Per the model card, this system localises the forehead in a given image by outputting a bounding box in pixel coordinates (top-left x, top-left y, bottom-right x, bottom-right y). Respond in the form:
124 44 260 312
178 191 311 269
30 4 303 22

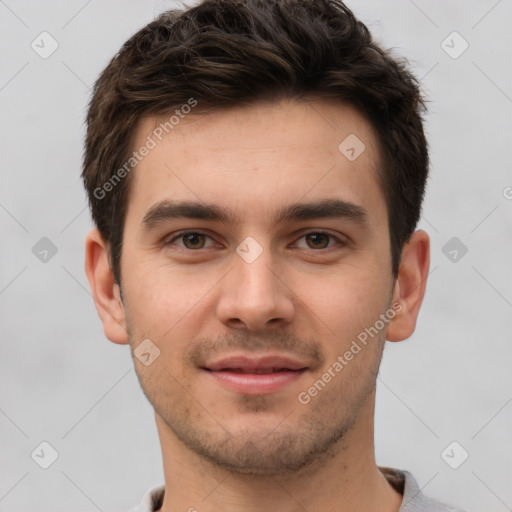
125 99 384 226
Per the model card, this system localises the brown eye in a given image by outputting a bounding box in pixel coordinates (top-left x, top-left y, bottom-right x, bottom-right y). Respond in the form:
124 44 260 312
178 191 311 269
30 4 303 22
305 232 331 249
166 231 214 250
293 231 346 251
181 233 206 249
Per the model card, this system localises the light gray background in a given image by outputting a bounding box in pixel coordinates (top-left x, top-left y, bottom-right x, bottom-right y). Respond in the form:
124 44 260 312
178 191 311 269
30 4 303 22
1 0 511 510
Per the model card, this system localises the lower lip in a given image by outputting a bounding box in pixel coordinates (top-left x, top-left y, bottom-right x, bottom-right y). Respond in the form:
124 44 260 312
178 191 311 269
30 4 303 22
204 369 306 395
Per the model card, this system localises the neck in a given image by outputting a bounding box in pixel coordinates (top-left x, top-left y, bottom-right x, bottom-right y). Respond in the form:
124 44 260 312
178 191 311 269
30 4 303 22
154 388 402 512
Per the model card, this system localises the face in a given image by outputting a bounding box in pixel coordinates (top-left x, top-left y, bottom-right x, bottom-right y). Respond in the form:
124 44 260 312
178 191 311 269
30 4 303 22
118 99 398 475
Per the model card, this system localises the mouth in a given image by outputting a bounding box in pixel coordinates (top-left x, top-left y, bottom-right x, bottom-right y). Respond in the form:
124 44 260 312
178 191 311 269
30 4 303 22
201 355 309 395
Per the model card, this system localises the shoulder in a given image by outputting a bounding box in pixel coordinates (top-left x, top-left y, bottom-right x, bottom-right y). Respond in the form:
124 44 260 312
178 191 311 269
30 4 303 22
379 466 467 512
129 484 165 512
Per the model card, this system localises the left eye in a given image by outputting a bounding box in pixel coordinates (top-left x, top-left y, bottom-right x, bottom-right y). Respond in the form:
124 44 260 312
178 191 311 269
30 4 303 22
294 232 342 250
166 231 342 251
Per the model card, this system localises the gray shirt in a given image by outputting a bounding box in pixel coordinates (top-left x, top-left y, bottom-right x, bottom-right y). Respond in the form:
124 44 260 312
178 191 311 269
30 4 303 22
129 466 466 512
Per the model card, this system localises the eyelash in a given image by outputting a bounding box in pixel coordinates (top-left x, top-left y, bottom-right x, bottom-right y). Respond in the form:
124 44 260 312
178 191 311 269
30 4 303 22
164 230 346 251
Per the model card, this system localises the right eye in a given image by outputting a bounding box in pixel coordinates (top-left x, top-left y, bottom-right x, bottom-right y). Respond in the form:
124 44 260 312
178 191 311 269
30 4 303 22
164 231 218 250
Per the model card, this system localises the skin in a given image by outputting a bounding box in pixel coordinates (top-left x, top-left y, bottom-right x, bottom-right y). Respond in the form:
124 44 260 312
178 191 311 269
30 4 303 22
85 99 430 512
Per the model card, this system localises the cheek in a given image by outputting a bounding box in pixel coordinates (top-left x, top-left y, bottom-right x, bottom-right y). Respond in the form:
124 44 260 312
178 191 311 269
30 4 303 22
306 266 391 355
122 258 219 342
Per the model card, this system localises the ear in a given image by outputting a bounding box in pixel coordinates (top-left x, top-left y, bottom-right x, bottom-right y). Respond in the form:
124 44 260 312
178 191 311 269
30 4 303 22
84 229 129 345
386 230 430 342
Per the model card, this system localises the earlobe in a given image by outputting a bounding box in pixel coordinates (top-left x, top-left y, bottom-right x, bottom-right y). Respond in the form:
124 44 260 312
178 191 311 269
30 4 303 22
386 230 430 342
84 229 129 345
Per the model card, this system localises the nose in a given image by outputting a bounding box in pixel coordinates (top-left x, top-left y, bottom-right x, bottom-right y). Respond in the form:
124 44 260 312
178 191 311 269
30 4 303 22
215 242 295 331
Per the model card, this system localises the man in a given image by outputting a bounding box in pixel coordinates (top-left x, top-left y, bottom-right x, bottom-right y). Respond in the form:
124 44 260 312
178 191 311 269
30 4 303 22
82 1 466 510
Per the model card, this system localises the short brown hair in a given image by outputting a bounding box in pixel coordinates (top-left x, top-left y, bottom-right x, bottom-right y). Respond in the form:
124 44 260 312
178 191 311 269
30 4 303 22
82 0 429 284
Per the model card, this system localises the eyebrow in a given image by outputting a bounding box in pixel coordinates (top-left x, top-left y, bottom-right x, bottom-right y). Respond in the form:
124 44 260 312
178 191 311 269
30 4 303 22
141 198 369 231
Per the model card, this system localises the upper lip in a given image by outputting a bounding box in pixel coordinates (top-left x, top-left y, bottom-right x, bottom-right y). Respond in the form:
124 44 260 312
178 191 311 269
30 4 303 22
203 354 309 372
